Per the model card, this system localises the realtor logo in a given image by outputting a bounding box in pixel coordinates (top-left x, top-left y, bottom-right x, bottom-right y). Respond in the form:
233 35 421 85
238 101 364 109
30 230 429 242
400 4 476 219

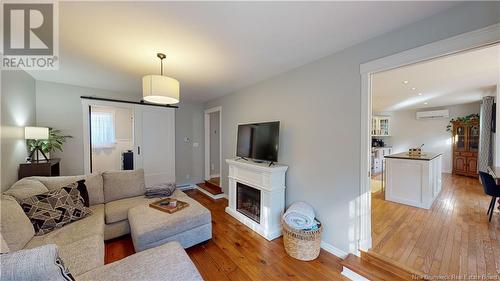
2 2 59 70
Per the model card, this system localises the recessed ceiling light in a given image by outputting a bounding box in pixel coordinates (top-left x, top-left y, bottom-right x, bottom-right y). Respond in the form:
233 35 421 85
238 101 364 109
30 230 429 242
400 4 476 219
411 87 416 90
418 93 422 96
403 80 409 84
424 102 428 105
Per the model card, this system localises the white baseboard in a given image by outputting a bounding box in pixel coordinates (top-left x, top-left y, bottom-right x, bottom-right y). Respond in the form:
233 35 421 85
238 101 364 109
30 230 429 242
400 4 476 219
359 238 372 254
195 186 226 200
320 240 349 259
341 267 369 281
176 183 196 191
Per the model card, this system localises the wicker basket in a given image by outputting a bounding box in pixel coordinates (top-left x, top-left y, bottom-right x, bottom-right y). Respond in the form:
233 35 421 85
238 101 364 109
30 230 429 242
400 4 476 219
282 219 322 261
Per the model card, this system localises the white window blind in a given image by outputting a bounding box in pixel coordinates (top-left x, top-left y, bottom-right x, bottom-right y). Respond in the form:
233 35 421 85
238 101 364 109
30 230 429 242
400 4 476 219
91 111 116 148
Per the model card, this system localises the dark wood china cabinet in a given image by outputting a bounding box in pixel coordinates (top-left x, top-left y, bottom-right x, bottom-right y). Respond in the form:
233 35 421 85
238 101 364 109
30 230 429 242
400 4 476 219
452 120 479 178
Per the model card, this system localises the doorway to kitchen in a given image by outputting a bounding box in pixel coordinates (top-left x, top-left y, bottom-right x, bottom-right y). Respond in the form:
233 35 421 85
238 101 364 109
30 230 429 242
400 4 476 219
197 106 224 199
364 39 499 278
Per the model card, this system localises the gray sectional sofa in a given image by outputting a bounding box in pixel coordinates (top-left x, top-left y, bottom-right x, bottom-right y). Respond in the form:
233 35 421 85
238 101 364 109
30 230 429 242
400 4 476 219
0 169 210 280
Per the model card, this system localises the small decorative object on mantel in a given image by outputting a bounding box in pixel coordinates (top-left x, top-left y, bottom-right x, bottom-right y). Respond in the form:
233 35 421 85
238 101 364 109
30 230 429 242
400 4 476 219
149 198 188 214
26 127 72 162
282 201 323 261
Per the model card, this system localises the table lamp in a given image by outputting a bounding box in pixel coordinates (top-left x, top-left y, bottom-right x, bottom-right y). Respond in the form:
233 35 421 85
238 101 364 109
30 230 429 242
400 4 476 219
25 126 49 161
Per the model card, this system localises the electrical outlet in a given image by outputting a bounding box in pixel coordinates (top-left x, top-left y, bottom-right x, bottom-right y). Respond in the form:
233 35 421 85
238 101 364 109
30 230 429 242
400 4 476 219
211 163 214 171
193 142 199 147
186 174 190 179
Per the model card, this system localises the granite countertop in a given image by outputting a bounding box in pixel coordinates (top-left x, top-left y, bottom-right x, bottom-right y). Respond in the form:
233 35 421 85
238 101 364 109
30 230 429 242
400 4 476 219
384 152 442 161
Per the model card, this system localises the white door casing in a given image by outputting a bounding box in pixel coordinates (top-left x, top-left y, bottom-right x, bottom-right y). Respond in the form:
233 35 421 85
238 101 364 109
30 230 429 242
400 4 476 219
204 106 222 181
82 99 135 175
82 99 176 187
358 23 500 255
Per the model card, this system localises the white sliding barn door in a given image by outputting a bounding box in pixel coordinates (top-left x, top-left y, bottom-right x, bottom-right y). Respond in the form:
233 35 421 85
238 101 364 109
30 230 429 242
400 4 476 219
134 105 175 187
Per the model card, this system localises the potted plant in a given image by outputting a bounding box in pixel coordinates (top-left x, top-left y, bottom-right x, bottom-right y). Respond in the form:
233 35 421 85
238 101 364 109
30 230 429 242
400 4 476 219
446 114 479 132
27 128 73 160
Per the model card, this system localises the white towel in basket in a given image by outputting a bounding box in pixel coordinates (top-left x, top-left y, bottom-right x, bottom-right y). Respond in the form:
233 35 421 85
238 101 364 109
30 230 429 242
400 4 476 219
283 201 315 230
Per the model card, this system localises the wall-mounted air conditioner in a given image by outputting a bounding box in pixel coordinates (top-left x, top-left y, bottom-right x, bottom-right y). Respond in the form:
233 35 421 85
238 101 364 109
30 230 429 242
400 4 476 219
416 109 449 120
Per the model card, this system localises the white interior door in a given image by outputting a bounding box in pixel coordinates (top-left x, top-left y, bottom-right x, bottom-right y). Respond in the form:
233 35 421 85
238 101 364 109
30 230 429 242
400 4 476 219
134 105 175 187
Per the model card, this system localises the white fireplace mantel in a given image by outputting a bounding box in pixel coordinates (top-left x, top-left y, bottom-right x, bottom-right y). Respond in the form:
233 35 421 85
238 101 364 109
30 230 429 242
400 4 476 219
225 158 288 241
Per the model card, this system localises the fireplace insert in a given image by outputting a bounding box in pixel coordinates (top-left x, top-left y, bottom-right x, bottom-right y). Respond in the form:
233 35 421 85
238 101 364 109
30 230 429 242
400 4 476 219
236 182 261 223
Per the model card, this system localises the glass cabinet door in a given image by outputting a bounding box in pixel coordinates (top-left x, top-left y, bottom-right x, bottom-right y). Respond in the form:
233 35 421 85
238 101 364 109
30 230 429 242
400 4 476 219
455 125 466 150
468 124 479 151
372 118 377 135
379 118 389 136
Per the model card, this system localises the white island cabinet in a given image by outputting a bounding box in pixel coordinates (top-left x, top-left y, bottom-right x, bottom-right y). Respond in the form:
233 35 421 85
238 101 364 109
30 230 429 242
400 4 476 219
384 153 442 209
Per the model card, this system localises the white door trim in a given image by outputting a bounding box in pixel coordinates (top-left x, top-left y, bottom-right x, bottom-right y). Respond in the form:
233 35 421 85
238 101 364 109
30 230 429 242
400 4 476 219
81 99 135 175
204 106 222 182
357 23 500 255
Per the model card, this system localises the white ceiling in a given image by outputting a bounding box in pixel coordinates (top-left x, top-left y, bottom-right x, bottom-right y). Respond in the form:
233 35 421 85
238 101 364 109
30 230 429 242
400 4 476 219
373 44 500 112
29 1 459 102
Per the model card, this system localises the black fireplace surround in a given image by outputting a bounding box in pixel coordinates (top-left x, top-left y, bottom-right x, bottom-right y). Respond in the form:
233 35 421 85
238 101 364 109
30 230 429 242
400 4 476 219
236 182 261 223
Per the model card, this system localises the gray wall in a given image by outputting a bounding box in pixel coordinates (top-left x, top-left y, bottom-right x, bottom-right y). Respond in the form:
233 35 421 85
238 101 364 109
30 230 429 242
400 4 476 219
35 81 138 176
205 2 500 253
1 70 37 191
209 111 220 176
35 80 204 185
175 101 205 185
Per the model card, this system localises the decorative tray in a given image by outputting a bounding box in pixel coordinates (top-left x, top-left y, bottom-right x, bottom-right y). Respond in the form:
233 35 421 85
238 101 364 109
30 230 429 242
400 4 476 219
149 198 189 214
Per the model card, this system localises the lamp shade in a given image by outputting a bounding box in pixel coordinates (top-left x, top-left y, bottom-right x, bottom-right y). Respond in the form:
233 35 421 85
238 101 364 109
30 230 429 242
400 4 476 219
142 75 180 104
24 126 49 140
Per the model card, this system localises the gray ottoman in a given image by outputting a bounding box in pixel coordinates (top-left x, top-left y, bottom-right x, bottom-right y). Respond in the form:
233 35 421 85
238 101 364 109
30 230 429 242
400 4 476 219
128 196 212 252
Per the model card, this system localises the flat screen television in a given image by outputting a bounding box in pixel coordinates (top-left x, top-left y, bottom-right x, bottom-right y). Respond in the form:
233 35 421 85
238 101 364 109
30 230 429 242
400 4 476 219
237 121 279 162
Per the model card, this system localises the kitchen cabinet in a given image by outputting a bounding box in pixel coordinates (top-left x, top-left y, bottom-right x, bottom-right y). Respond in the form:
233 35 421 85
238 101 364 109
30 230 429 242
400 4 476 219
372 116 391 136
451 120 479 178
371 147 392 174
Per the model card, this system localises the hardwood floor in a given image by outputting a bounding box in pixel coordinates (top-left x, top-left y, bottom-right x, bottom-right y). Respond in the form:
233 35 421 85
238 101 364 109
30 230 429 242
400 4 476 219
105 189 347 280
371 173 500 279
104 234 135 264
197 181 223 195
208 177 220 186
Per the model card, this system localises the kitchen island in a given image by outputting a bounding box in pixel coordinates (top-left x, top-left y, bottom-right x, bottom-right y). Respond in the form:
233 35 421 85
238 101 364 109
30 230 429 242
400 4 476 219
384 152 442 209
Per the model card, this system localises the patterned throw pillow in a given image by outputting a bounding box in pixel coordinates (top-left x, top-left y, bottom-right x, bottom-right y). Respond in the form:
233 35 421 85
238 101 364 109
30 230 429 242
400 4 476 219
19 182 92 235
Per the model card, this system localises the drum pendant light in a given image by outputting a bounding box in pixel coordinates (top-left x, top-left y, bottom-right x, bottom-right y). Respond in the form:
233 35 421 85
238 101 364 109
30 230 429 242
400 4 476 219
142 53 180 104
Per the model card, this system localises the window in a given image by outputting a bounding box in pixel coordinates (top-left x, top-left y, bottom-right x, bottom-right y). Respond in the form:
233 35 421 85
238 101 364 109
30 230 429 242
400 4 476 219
91 111 115 148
